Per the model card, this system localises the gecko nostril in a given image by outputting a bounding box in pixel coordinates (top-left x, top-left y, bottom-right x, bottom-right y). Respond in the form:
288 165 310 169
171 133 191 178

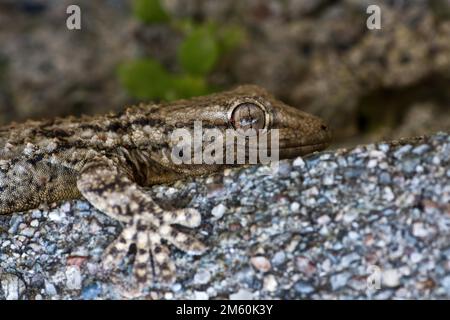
321 124 328 131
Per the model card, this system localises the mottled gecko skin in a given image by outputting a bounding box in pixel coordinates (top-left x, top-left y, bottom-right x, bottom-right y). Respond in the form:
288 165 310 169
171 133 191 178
0 85 330 286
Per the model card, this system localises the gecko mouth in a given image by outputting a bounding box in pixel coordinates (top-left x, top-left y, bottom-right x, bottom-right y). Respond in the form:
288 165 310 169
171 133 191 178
278 142 330 158
244 141 330 159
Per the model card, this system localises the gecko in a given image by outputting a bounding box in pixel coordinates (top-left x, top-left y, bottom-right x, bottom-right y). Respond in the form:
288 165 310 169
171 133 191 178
0 85 331 286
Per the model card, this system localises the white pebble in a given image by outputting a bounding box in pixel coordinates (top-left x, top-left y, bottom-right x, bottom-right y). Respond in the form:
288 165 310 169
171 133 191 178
290 202 300 212
251 256 271 272
194 291 209 300
263 275 278 292
317 215 331 225
293 157 305 168
367 159 378 168
229 289 254 300
412 222 429 238
211 204 226 220
1 274 25 300
382 269 401 287
65 266 82 290
45 281 57 296
193 270 211 285
48 212 65 223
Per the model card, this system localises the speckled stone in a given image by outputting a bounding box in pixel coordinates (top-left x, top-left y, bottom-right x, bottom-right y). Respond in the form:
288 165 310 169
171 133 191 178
0 133 449 299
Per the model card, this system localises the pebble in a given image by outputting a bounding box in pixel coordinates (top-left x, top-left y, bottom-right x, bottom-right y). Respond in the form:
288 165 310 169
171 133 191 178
44 281 57 296
367 159 378 168
271 251 286 266
172 283 182 292
393 145 412 158
383 187 395 202
194 291 209 300
379 172 391 184
323 174 334 185
31 211 42 219
65 266 82 290
293 157 305 168
343 211 358 224
413 144 430 155
290 202 300 212
382 269 401 287
263 275 277 292
30 219 39 227
441 276 450 295
317 215 331 225
1 274 26 300
412 222 429 238
0 133 448 300
410 252 423 263
330 272 351 290
251 256 272 272
193 270 212 285
293 281 315 294
81 283 102 300
48 211 65 223
211 204 226 220
229 289 254 300
21 227 35 238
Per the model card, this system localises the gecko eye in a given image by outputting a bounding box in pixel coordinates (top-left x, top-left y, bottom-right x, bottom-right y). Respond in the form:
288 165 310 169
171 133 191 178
230 103 266 131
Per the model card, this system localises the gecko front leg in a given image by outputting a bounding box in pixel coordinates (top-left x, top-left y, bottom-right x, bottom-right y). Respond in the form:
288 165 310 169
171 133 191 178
76 154 206 286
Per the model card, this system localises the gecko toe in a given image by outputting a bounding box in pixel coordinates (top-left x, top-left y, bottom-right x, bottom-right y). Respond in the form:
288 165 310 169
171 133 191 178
133 225 153 284
102 225 135 270
151 243 176 284
163 208 202 228
159 224 207 255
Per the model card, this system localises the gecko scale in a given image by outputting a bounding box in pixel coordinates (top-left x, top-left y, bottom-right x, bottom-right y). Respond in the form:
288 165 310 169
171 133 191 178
0 85 330 286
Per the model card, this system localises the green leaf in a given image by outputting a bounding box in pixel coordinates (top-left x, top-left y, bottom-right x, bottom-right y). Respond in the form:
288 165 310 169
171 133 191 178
172 75 209 98
118 59 172 100
178 27 219 75
219 25 245 54
132 0 169 24
171 18 196 34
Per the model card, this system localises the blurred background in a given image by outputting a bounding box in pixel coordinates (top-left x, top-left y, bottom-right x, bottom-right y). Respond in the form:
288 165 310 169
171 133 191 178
0 0 449 147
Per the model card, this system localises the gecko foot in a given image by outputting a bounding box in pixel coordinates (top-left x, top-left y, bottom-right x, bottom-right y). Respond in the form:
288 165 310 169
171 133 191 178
102 209 206 287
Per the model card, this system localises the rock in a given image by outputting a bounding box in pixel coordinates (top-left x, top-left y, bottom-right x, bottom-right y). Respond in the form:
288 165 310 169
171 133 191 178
293 281 315 294
44 281 57 296
229 289 254 300
290 202 300 212
1 274 26 300
211 204 226 220
81 283 102 300
193 291 209 300
263 275 277 292
250 256 272 272
21 227 35 238
65 266 82 290
382 269 401 288
412 222 429 238
330 272 351 290
293 157 305 168
271 251 286 267
193 270 212 285
0 133 449 299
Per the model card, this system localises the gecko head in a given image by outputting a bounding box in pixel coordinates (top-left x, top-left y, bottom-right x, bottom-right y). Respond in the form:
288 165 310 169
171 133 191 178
156 84 331 171
223 85 332 159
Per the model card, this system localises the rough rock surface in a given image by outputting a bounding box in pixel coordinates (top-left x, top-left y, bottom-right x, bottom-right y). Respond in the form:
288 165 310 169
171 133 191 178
0 132 449 299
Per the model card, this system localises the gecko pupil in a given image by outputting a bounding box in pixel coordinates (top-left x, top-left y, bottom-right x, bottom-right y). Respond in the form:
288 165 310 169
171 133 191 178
231 103 265 131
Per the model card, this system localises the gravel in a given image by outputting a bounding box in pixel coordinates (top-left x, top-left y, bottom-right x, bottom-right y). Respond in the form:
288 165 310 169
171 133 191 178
0 132 449 299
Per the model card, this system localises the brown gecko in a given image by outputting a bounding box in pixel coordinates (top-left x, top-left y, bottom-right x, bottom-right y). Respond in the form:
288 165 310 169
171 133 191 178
0 85 330 286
